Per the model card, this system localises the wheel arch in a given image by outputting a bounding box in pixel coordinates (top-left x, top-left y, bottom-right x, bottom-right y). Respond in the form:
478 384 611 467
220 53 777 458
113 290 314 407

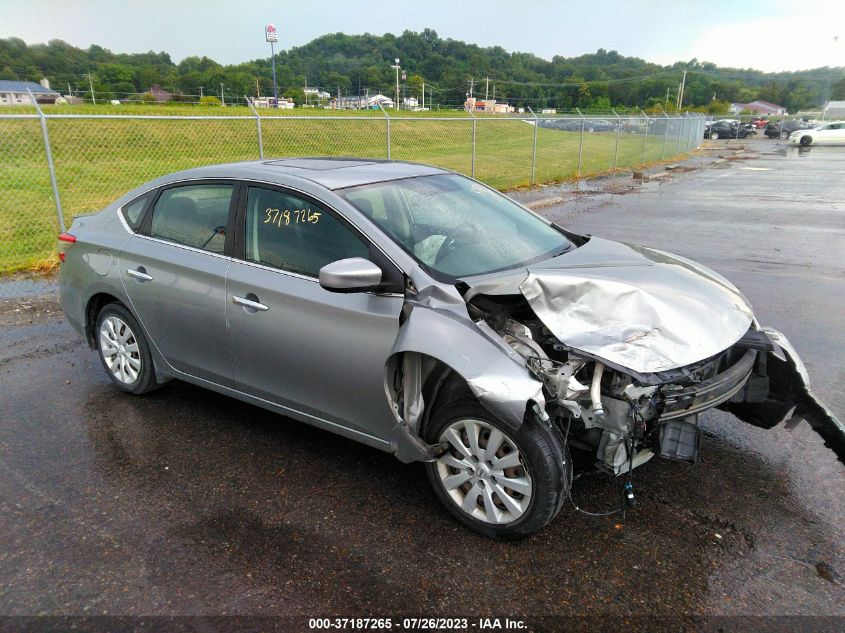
383 306 547 463
85 292 125 349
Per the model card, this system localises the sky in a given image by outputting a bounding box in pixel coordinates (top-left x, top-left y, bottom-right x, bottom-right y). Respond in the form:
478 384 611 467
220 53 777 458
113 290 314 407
1 0 843 73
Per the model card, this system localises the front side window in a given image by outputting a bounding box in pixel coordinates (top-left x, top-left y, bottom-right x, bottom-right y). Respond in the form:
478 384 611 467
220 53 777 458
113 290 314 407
244 186 369 277
339 174 575 279
149 184 234 253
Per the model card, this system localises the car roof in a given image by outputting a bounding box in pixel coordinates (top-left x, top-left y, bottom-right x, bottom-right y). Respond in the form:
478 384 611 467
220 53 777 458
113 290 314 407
158 158 450 191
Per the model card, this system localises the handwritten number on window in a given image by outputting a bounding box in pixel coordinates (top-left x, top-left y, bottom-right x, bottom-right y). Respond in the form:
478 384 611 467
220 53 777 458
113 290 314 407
263 208 321 227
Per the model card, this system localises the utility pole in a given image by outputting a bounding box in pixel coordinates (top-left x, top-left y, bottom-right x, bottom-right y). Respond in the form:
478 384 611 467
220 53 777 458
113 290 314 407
220 83 225 106
469 77 474 98
485 76 489 102
665 86 670 110
677 69 687 109
67 82 72 98
256 77 260 98
304 77 308 106
199 86 204 99
422 82 425 110
87 73 96 105
391 58 401 110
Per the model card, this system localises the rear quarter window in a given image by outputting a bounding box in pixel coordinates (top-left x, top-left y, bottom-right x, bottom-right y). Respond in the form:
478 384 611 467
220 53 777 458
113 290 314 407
120 193 152 232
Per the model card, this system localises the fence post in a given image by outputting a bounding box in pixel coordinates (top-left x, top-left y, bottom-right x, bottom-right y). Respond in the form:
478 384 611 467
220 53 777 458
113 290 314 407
28 89 65 232
640 108 649 164
467 108 477 179
377 102 391 159
675 115 683 155
528 106 538 185
576 108 585 179
246 96 264 159
661 113 670 160
611 108 621 171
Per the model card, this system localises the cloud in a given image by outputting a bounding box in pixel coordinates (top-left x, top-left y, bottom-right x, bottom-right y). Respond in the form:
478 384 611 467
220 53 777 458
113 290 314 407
689 7 843 72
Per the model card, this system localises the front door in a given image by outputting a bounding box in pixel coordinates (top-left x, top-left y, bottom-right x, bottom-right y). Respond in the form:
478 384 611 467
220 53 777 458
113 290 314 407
120 181 237 386
226 185 402 439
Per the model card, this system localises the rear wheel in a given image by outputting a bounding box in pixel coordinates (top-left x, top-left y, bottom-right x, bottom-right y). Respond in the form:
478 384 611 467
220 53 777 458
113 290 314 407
425 398 570 539
780 130 790 140
710 131 719 140
96 303 158 394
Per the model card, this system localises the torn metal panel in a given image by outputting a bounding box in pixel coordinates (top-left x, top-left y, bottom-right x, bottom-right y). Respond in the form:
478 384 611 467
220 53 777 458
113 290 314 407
726 328 845 465
516 237 753 373
387 304 545 432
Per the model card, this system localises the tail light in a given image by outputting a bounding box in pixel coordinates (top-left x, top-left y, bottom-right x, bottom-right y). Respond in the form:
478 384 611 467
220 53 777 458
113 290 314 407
58 232 76 262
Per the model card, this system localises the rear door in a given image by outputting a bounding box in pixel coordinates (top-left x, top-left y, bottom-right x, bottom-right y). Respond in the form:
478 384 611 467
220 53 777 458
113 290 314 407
120 181 238 386
225 184 403 440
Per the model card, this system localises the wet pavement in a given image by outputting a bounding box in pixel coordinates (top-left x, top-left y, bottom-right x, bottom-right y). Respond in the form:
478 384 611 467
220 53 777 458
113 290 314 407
0 139 843 626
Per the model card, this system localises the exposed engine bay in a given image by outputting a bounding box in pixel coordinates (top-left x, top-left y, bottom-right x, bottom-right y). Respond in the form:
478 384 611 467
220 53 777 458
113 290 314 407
468 292 729 474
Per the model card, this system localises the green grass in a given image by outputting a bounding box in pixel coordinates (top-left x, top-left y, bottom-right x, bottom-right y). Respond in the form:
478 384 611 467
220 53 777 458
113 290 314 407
0 112 694 273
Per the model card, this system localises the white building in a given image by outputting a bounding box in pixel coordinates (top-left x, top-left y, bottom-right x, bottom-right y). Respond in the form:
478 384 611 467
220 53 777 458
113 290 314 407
823 101 845 117
0 79 60 106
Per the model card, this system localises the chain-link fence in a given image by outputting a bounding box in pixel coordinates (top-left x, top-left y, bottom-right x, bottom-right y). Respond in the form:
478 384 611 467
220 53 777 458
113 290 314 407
0 106 705 277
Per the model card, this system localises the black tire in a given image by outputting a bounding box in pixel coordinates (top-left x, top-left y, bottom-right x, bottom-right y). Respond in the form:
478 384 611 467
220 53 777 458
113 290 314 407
424 397 570 539
799 135 812 147
780 130 790 140
710 131 719 140
95 302 159 395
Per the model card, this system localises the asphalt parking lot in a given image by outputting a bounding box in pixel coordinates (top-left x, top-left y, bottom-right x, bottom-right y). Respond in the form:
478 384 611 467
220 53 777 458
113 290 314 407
0 138 843 627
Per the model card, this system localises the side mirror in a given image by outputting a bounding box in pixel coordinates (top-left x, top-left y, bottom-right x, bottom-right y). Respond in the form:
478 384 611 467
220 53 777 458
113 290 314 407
319 257 382 293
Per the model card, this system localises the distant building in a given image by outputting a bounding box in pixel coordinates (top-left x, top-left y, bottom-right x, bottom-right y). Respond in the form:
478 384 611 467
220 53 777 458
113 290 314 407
251 97 294 109
823 101 845 117
464 97 515 114
0 79 60 105
148 85 173 103
333 94 394 109
729 100 786 115
403 96 419 108
304 88 331 101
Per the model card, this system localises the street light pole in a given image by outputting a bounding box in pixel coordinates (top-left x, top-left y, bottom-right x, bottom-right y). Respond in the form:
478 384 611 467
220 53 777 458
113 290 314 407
391 58 400 110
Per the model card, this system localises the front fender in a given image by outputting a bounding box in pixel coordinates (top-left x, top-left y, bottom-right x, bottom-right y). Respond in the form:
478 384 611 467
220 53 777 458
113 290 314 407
386 304 546 434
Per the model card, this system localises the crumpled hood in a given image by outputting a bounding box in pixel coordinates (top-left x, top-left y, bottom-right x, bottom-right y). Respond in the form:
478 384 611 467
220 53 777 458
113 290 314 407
465 237 754 374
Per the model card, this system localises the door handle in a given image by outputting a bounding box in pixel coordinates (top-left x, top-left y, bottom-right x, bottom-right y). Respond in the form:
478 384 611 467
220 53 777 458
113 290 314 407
126 268 153 282
232 295 269 312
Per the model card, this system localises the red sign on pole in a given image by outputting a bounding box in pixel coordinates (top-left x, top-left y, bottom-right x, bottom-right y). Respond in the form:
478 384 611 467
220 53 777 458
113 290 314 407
265 24 278 43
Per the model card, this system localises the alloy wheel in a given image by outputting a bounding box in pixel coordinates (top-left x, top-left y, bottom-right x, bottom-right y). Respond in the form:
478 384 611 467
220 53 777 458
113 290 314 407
99 316 141 384
434 418 533 525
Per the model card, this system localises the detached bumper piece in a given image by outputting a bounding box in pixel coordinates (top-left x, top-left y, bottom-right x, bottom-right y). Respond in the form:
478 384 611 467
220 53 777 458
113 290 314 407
722 328 845 465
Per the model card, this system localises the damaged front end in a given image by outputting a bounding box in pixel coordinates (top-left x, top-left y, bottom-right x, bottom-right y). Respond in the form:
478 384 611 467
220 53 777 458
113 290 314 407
384 240 844 472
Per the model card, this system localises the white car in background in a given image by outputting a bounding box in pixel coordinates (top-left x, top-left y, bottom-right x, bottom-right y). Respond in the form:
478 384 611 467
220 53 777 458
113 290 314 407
788 121 845 146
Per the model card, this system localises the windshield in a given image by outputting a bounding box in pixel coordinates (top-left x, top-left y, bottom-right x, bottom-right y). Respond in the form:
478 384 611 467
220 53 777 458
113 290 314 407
339 174 575 278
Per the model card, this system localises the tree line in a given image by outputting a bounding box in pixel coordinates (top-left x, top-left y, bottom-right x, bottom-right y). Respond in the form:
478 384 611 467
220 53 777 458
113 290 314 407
2 30 843 112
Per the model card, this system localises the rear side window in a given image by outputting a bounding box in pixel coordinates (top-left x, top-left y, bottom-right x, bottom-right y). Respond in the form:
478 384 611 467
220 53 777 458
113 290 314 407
244 186 369 277
149 184 234 253
121 193 151 232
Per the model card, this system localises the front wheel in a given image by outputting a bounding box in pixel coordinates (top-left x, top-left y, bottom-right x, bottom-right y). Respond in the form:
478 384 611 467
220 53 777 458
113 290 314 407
424 398 570 539
799 135 812 147
780 130 790 140
96 303 159 394
710 131 719 140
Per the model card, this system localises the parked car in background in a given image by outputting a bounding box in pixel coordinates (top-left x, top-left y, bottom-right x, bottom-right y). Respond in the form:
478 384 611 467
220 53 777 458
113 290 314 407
58 159 844 538
705 119 752 139
788 121 845 146
751 116 768 129
764 119 814 139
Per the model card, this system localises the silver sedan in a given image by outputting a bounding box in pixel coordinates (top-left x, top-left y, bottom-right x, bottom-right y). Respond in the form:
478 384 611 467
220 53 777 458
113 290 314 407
59 158 844 538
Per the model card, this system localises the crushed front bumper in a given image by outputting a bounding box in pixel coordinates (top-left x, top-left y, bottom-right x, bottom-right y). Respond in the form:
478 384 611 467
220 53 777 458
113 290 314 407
723 328 845 464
